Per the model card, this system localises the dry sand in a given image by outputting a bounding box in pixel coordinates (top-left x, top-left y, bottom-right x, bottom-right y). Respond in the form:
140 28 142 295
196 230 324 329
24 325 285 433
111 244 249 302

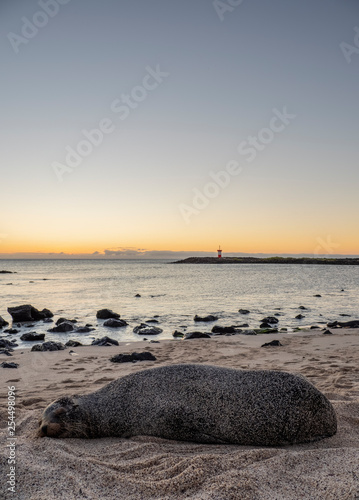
0 329 358 499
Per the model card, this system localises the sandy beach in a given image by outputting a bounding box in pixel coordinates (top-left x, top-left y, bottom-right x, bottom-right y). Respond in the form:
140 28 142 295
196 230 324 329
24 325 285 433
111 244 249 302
1 329 358 499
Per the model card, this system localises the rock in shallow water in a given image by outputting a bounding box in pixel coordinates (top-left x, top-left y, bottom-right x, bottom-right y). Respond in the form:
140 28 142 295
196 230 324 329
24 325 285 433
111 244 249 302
0 339 18 348
133 323 163 335
4 329 18 334
65 340 83 347
32 341 66 352
48 322 74 333
20 332 45 341
260 322 271 329
75 327 95 334
96 309 121 320
56 318 77 325
338 320 359 328
172 330 184 338
261 316 279 324
194 314 218 322
255 328 279 334
211 325 236 334
7 305 53 322
103 319 128 328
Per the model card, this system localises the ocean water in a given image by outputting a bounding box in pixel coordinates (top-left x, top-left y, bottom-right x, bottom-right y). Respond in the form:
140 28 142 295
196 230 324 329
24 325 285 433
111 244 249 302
1 259 358 348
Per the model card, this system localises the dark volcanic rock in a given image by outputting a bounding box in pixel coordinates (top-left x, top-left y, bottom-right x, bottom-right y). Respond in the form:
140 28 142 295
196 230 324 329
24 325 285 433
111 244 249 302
327 321 339 328
193 314 218 322
48 322 74 333
7 305 34 322
338 320 359 328
75 327 95 333
91 336 119 346
314 294 322 297
7 305 53 322
146 319 159 323
184 332 211 339
237 323 249 328
0 316 9 328
43 318 53 323
56 318 77 325
211 325 236 334
135 294 141 298
103 319 128 328
65 340 83 347
0 339 18 349
239 309 250 314
20 332 45 341
261 316 279 324
133 323 163 335
260 322 271 329
110 352 157 363
296 314 305 319
339 314 351 317
96 309 121 320
31 341 66 352
261 340 282 347
1 362 18 368
298 306 307 310
39 308 53 319
4 329 19 334
0 349 13 356
172 330 184 338
323 329 333 335
0 270 16 274
255 328 279 334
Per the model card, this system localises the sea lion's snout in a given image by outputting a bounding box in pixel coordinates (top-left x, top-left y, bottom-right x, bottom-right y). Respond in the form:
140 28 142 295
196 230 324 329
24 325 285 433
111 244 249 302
37 417 63 438
37 396 82 438
40 425 48 437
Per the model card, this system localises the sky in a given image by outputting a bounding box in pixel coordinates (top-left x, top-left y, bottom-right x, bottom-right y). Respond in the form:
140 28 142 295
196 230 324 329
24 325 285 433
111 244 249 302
1 0 359 258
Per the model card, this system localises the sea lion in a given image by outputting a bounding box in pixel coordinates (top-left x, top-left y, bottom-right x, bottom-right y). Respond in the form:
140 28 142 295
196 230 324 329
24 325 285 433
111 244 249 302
38 364 337 446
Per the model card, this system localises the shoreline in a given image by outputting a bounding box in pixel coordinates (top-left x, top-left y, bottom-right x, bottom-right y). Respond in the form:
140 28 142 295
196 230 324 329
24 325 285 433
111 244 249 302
2 327 358 404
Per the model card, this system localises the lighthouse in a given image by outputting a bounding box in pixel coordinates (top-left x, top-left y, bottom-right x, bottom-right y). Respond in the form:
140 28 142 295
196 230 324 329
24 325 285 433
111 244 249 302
217 245 222 258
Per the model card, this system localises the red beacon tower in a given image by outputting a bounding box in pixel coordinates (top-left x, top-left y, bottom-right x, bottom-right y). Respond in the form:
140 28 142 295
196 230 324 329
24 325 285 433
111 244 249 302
217 245 222 258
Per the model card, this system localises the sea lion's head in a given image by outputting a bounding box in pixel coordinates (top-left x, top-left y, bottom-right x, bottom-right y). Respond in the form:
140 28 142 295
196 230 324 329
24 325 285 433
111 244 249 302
37 396 87 438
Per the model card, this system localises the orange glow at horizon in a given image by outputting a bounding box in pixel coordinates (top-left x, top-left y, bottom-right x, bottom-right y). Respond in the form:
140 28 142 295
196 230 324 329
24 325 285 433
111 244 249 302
1 235 359 256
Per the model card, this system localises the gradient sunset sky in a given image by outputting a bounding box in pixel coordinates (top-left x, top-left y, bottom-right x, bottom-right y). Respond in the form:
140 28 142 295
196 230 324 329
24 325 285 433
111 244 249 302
1 0 358 258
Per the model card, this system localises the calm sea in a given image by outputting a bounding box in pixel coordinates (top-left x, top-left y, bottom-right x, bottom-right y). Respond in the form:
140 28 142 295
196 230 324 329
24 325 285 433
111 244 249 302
1 259 358 348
